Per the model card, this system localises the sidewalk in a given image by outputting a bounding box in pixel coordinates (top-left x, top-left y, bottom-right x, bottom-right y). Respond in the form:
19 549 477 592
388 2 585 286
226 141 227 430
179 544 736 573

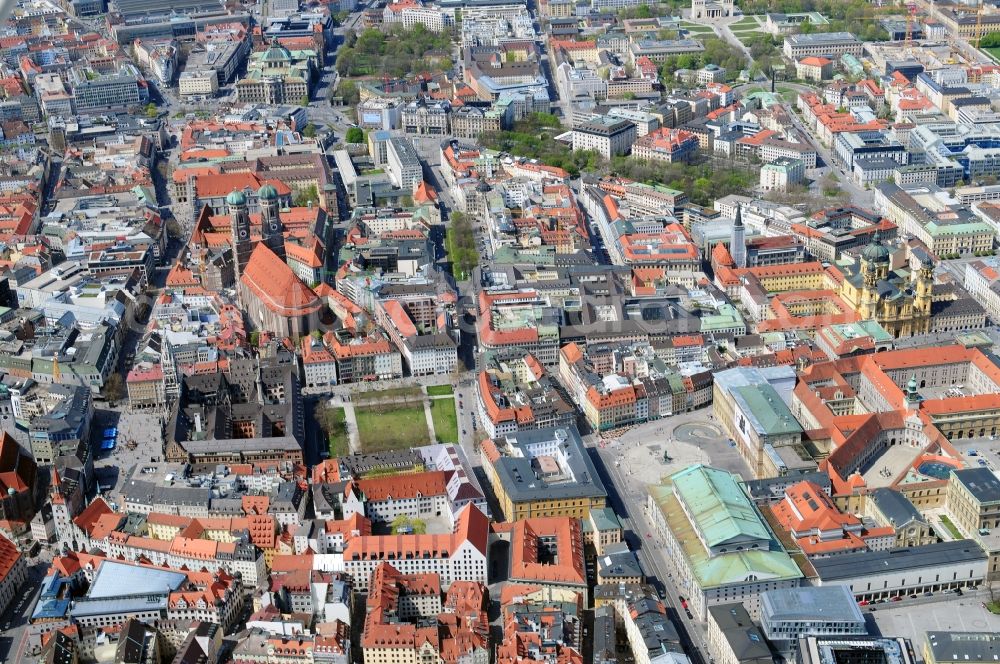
423 399 437 443
334 399 362 454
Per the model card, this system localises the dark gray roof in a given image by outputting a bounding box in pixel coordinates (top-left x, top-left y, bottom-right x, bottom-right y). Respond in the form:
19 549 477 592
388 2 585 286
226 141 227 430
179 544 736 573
593 605 618 664
490 425 608 503
597 541 643 579
931 297 986 319
953 468 1000 504
630 599 682 655
869 488 924 527
811 540 987 581
707 604 774 664
925 632 1000 664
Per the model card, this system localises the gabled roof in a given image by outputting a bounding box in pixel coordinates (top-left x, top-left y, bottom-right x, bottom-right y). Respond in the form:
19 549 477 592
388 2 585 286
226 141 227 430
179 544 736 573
240 244 321 317
671 465 770 547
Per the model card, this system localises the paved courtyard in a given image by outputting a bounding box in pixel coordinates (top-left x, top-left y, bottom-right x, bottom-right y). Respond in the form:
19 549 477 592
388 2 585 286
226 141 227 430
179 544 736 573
862 444 923 488
869 594 1000 648
597 410 752 496
91 407 167 503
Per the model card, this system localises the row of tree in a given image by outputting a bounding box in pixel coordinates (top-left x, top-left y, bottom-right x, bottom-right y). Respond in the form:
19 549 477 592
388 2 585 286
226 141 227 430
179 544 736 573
657 37 749 84
445 211 478 280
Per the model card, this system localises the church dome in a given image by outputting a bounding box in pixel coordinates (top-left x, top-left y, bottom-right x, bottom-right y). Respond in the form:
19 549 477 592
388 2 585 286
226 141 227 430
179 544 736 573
861 232 890 264
226 189 247 206
258 183 279 201
261 42 292 63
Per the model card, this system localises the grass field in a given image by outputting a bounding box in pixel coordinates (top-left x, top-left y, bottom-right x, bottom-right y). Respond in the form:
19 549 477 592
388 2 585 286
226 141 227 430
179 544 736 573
430 399 458 443
731 16 760 28
733 31 761 44
326 407 350 458
680 21 714 34
984 47 1000 63
938 514 963 539
356 401 430 452
426 384 454 396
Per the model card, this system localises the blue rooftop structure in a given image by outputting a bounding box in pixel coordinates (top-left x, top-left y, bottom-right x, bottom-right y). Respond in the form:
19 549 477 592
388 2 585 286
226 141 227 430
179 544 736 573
89 561 186 598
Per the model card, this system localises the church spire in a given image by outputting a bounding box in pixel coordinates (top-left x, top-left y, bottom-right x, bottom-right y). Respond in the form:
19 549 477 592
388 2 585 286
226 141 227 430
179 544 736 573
730 203 746 269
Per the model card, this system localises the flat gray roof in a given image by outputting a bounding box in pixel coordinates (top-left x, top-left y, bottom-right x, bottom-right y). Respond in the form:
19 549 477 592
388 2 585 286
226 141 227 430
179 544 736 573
953 468 1000 504
925 632 1000 664
491 425 608 503
812 540 986 581
761 585 864 624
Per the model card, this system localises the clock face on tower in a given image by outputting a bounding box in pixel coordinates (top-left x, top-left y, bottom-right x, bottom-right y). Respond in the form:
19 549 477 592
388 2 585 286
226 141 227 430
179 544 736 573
270 222 279 232
240 228 248 238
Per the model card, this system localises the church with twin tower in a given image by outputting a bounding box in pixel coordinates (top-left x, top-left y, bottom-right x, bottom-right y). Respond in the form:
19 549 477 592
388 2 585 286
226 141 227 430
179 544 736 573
227 184 321 338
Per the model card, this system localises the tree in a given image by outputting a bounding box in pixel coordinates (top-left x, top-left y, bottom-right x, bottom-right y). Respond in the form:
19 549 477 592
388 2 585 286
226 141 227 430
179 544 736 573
317 403 347 439
294 184 320 207
300 95 310 107
249 331 261 347
166 219 182 239
982 32 1000 49
336 80 360 106
301 123 317 138
145 103 158 118
103 374 125 404
345 127 365 143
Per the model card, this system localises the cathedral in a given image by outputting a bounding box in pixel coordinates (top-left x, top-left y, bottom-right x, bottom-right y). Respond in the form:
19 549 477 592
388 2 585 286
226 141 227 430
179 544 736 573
229 186 321 338
838 232 933 338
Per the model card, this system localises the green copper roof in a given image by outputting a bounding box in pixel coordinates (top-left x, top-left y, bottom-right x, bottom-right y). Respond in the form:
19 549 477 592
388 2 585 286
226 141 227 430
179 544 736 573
649 467 803 589
671 465 771 547
731 384 803 437
226 189 246 206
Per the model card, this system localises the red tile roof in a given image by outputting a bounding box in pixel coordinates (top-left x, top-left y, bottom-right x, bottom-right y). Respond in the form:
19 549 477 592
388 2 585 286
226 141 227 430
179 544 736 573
240 244 321 317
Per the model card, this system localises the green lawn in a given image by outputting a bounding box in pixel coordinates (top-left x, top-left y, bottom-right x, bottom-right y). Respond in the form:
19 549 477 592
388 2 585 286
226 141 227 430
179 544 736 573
325 407 350 458
938 514 964 539
429 398 458 443
734 30 763 43
731 15 760 28
984 47 1000 62
355 401 430 452
426 384 454 396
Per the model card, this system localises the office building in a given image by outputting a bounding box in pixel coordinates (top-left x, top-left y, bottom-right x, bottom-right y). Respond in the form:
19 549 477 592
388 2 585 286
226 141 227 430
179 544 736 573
783 32 863 59
811 540 988 600
386 137 423 190
480 425 608 521
759 586 866 654
572 117 637 159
